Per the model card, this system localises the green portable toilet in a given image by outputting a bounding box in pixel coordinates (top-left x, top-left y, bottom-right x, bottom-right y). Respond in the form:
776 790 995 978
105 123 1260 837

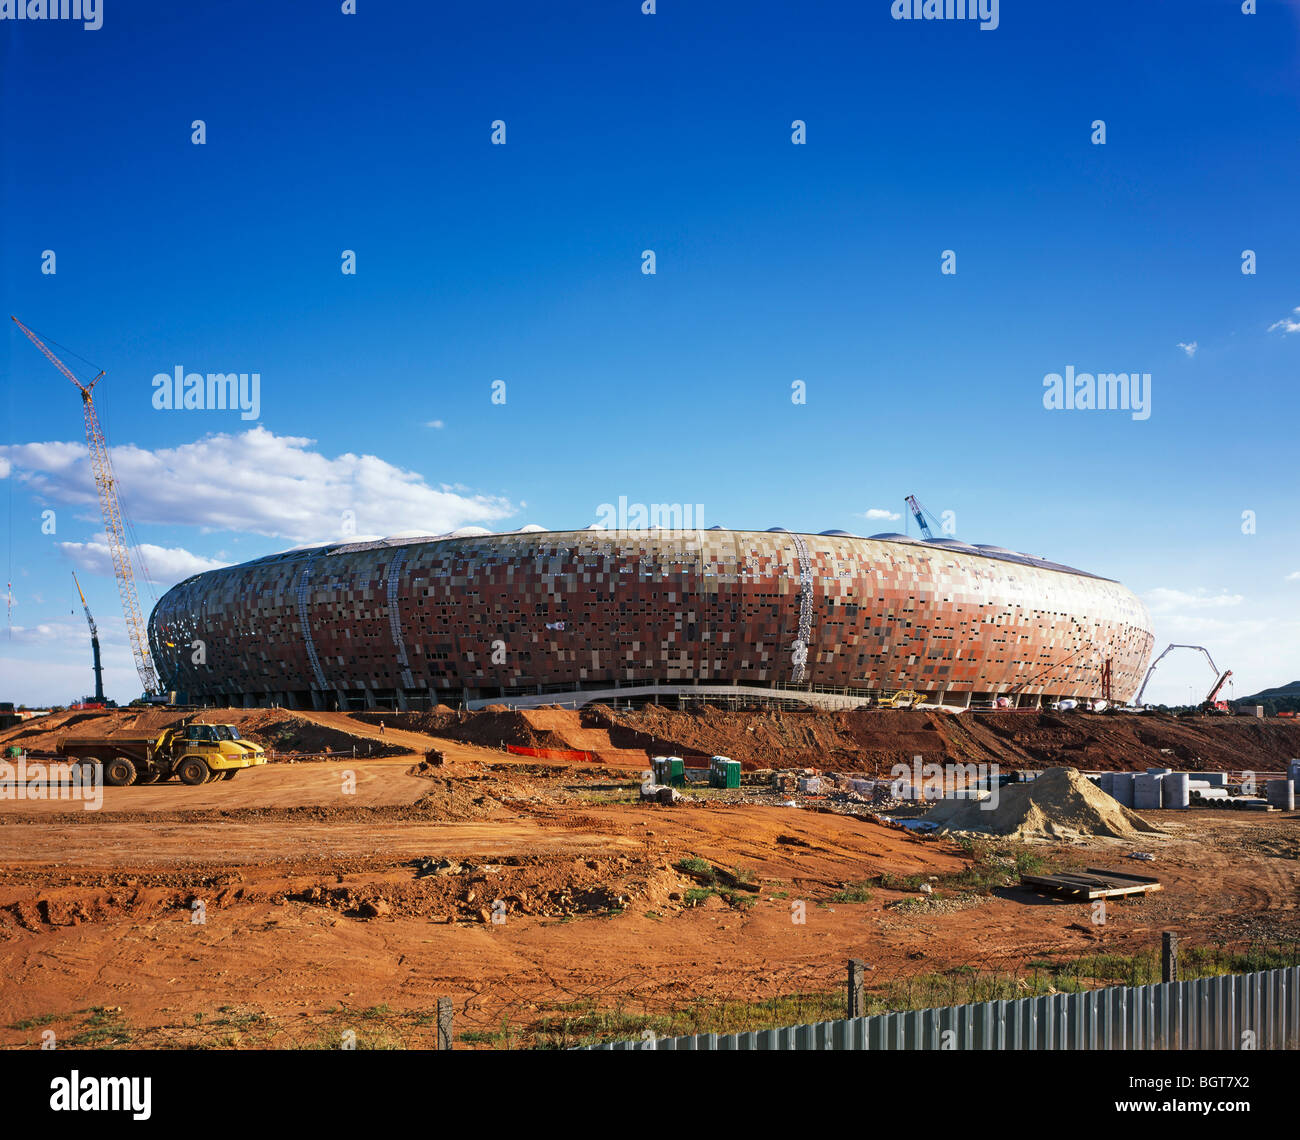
669 757 685 786
724 760 741 789
652 756 670 784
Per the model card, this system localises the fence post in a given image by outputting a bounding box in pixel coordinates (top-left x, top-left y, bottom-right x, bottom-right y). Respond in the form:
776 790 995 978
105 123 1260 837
1162 932 1179 984
848 959 867 1019
437 997 453 1050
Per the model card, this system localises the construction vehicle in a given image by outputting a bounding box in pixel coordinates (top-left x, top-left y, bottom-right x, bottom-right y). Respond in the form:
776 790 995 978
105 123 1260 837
56 721 267 786
882 689 922 708
12 317 161 696
1133 644 1233 713
1201 669 1234 716
72 572 107 706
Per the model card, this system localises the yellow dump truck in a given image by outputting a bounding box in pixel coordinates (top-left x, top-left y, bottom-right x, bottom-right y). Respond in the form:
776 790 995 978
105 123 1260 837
56 722 267 787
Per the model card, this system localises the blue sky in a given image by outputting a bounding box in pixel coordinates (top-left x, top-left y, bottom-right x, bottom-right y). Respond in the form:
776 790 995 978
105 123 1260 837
3 0 1299 706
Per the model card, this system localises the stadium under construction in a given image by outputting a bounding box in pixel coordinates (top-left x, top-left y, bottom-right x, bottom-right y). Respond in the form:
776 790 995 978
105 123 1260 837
147 527 1155 712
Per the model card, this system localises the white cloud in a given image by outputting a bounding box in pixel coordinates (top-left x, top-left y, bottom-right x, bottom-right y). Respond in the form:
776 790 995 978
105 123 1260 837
5 620 92 649
0 426 516 545
1144 587 1244 613
1176 341 1197 357
1268 306 1300 335
58 538 228 585
859 508 902 522
425 420 445 429
1287 571 1300 582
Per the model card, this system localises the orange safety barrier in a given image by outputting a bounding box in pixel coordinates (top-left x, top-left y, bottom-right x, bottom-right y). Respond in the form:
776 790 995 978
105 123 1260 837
505 744 595 762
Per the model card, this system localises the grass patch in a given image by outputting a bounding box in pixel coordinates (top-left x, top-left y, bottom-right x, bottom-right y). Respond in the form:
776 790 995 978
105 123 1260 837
66 1006 133 1048
675 857 716 882
717 887 756 910
829 882 875 903
527 992 845 1050
575 787 641 805
928 839 1059 895
9 1012 60 1031
877 872 930 892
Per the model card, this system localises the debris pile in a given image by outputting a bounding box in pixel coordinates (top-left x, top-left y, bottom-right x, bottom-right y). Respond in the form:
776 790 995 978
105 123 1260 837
922 766 1164 841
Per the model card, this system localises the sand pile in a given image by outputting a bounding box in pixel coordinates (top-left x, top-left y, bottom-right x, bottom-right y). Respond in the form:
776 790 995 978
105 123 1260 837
922 766 1163 841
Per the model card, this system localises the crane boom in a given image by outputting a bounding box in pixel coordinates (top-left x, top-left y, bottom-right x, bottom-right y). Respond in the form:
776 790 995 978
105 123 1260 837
1133 643 1223 707
904 494 935 541
1206 669 1233 705
12 316 160 695
72 571 106 704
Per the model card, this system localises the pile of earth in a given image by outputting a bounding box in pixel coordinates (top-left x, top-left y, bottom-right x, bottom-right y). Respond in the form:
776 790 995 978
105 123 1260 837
580 706 1300 775
356 707 647 762
921 766 1164 842
357 708 570 752
585 704 947 772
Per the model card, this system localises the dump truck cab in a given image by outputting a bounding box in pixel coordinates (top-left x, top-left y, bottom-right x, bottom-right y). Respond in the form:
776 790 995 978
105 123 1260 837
160 722 267 784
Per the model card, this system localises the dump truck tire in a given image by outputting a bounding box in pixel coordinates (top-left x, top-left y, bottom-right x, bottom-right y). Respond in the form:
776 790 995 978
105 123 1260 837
221 769 238 781
104 756 137 787
204 769 222 784
67 756 94 780
177 757 210 786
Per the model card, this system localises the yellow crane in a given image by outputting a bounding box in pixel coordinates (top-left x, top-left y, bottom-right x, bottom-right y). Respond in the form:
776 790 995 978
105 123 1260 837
11 316 160 696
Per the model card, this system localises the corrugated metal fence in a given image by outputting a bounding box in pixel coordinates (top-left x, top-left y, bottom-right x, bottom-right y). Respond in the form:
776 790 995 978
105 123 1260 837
583 966 1300 1050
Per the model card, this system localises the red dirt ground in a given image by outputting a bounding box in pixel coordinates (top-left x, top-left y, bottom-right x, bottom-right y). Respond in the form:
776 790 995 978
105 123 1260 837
0 709 1296 1049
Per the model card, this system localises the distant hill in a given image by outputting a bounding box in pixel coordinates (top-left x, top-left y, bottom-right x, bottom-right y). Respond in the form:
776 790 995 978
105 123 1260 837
1232 681 1300 714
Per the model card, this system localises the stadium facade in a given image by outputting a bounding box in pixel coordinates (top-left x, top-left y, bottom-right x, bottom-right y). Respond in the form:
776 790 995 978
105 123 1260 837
148 528 1155 710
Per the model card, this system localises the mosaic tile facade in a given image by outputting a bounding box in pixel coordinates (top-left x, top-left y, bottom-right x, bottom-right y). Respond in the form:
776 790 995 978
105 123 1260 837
148 530 1155 708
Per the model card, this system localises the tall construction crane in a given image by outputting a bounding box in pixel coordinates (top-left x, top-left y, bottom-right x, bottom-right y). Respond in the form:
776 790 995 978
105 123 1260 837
11 316 160 695
904 494 943 541
72 571 106 705
1133 643 1232 713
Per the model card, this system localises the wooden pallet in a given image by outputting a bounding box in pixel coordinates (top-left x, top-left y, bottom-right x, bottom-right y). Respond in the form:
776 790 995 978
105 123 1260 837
1019 867 1162 900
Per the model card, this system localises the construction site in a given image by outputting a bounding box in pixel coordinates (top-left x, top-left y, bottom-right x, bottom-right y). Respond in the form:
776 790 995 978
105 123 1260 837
3 317 1298 1054
1 697 1298 1050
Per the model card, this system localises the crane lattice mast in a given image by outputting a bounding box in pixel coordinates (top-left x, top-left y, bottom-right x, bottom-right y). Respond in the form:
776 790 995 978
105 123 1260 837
11 316 160 695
